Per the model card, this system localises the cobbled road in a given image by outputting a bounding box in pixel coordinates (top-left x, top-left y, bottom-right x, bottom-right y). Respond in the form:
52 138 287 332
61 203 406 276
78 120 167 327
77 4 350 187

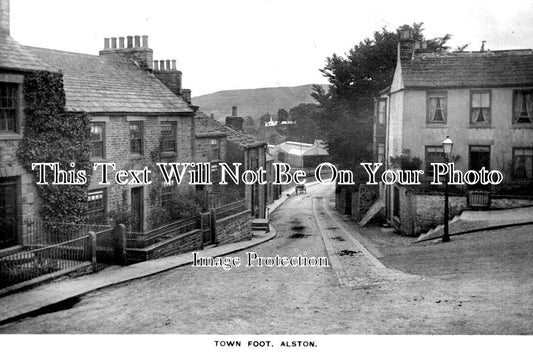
1 183 532 334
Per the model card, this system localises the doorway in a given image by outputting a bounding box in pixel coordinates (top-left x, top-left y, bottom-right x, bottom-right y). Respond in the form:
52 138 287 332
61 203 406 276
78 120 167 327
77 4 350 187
469 145 491 190
0 178 18 249
131 187 143 232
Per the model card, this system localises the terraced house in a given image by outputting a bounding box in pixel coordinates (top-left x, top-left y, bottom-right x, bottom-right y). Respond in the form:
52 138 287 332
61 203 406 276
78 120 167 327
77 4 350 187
27 39 197 232
0 0 56 249
376 28 533 235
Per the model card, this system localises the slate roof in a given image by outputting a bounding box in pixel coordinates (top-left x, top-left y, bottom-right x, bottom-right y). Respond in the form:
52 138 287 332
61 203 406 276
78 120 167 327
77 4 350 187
26 46 194 114
195 110 265 148
195 111 227 138
401 50 533 89
223 126 266 149
0 34 54 72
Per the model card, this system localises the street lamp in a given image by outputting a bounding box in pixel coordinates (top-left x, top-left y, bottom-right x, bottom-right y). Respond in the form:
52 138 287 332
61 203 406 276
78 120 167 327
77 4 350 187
442 136 453 242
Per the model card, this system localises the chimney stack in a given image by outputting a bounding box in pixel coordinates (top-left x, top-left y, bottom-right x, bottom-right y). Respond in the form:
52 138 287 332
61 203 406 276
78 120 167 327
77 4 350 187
100 34 153 70
226 106 244 131
397 25 415 60
181 89 191 104
153 58 183 97
0 0 9 35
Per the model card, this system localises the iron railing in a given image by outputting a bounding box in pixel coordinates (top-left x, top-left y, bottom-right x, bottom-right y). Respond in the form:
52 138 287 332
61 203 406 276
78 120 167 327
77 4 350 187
25 219 112 247
0 235 91 288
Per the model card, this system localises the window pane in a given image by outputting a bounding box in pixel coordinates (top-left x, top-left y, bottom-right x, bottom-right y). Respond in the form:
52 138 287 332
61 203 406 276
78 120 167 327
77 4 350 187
472 93 481 108
425 146 445 175
513 148 533 180
428 94 446 122
130 122 143 154
481 93 490 107
0 83 17 132
514 91 533 124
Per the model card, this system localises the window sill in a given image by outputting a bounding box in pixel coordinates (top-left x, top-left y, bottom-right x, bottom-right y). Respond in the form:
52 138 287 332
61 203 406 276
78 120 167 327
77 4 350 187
468 125 492 129
423 124 447 128
0 132 22 140
159 151 178 159
511 124 533 129
129 154 145 160
90 157 108 163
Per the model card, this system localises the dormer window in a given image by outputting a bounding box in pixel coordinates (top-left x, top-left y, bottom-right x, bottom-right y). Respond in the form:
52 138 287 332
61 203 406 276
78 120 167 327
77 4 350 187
427 92 447 124
513 90 533 124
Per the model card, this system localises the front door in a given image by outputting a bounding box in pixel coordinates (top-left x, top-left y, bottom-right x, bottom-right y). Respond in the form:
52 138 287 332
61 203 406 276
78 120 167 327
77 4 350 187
469 146 491 190
131 187 143 232
0 178 18 249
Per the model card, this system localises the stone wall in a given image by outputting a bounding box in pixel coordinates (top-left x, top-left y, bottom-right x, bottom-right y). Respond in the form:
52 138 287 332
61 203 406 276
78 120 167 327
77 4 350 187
491 196 533 209
194 136 227 163
216 210 252 245
392 185 467 236
126 229 202 263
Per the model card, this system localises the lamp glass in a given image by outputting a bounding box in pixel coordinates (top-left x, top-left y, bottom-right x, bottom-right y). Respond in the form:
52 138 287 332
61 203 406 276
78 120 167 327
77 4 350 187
442 136 453 156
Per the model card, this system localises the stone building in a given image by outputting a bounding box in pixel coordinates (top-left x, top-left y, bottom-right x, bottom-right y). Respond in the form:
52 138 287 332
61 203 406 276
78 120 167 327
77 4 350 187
376 27 533 234
0 0 56 248
26 37 196 233
193 111 228 208
223 107 268 218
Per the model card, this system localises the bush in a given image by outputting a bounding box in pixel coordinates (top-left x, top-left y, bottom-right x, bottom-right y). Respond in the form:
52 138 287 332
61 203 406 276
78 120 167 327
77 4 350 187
389 149 422 170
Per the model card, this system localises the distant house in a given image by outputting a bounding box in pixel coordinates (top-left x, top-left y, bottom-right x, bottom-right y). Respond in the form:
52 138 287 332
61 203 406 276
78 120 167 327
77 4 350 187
223 107 268 218
27 35 197 232
193 111 228 208
195 108 268 218
376 27 533 234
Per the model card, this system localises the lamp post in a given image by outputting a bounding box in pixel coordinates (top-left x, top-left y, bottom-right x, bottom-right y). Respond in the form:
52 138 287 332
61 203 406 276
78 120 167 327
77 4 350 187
442 136 454 243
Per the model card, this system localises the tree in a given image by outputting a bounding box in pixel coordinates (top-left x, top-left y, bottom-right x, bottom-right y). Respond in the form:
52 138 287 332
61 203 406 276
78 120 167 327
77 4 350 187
287 103 321 143
277 108 289 122
314 23 451 171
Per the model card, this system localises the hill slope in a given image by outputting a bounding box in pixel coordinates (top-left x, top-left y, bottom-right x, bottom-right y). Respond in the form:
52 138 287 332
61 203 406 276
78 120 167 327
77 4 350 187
192 84 328 121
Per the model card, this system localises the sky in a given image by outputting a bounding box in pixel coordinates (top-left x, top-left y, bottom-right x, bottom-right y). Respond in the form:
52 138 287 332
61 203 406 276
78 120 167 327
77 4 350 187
10 0 533 96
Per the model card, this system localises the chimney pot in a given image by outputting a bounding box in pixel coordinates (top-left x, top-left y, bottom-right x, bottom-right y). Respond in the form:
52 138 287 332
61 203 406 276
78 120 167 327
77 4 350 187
0 0 10 35
159 60 165 71
134 35 141 47
171 60 176 71
142 35 149 48
153 60 159 71
104 38 110 50
165 60 171 71
111 37 117 49
127 36 133 48
232 106 238 117
118 37 125 49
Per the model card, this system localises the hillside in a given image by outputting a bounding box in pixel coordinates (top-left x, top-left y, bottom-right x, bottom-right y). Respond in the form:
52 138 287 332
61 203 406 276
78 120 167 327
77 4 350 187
192 84 328 121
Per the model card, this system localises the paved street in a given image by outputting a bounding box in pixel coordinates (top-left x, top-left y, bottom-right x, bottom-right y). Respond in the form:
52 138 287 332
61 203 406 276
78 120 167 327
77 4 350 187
0 183 532 334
